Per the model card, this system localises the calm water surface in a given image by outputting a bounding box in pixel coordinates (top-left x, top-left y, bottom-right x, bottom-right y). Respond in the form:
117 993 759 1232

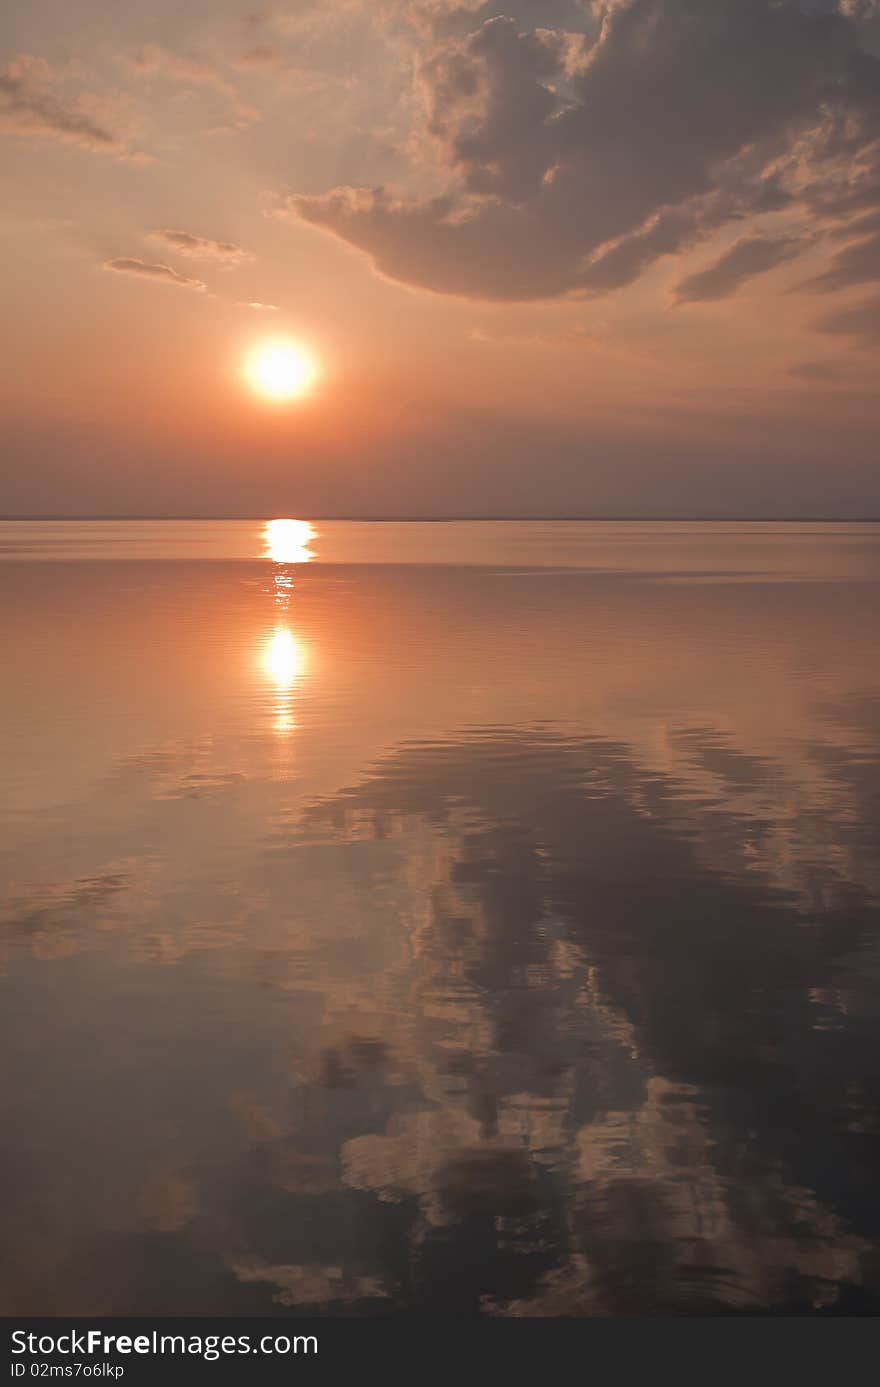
1 520 879 1315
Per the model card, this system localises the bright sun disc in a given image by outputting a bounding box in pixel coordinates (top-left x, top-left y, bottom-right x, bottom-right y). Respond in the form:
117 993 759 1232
245 339 318 401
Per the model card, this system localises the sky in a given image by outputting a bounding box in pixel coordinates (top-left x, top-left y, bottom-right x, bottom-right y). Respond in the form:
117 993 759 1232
1 0 880 518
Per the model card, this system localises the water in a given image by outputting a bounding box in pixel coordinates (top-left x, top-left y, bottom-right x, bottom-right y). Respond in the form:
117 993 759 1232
1 519 879 1315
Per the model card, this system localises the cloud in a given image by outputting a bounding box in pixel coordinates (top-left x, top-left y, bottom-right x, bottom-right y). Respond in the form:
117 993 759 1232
285 1 880 303
813 293 880 343
103 258 207 291
387 0 590 41
788 360 840 381
123 45 259 130
231 46 283 69
232 1260 387 1309
237 300 280 311
673 234 807 304
839 0 880 22
801 231 880 292
0 54 122 152
826 208 880 240
149 229 252 263
581 177 792 293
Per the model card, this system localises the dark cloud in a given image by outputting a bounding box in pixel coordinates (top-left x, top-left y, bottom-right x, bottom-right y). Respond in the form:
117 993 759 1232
287 1 880 303
801 231 880 292
103 258 207 291
673 234 807 304
582 178 792 293
0 55 121 152
581 205 711 295
149 229 251 262
788 360 841 381
813 293 880 343
433 1148 539 1221
828 209 880 239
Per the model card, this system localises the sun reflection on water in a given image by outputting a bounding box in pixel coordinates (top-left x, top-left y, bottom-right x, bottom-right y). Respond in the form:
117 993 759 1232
259 520 314 735
260 626 307 734
263 627 304 688
262 518 316 565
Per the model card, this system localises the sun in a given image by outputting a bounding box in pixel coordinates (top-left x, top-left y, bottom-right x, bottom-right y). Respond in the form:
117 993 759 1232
245 338 318 402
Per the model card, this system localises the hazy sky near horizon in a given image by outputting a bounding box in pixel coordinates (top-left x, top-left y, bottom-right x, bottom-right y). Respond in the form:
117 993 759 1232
2 0 880 517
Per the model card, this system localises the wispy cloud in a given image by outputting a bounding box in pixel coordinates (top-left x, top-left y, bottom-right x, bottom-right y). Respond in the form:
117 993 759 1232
123 45 259 130
813 294 880 345
230 46 283 70
103 258 207 291
673 235 807 305
0 54 123 153
149 229 252 263
801 232 880 295
788 360 840 383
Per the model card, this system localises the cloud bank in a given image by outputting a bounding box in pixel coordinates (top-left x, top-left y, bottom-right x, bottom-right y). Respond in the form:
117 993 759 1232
284 0 880 315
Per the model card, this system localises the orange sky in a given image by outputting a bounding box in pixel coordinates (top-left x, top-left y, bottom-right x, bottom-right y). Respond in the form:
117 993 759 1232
2 0 879 516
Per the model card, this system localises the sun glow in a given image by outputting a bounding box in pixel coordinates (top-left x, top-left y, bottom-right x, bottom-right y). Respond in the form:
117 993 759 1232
245 339 318 401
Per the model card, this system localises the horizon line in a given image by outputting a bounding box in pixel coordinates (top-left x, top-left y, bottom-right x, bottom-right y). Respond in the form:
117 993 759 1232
2 515 880 524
